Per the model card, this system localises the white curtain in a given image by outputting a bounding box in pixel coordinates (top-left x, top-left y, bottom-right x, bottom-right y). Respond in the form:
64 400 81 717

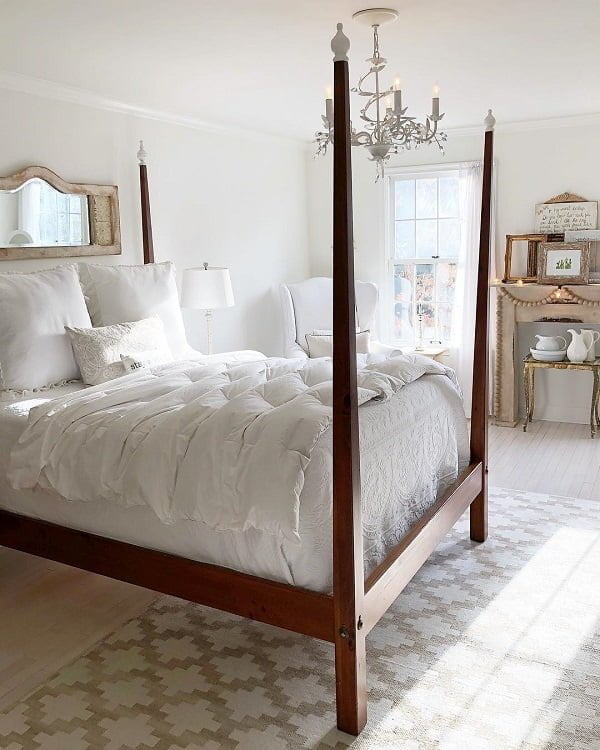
450 161 484 416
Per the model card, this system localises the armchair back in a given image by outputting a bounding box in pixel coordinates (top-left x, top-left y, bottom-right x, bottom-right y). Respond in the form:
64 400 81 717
280 277 378 357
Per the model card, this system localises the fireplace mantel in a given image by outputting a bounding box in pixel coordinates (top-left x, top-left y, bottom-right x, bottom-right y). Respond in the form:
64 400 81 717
494 283 600 425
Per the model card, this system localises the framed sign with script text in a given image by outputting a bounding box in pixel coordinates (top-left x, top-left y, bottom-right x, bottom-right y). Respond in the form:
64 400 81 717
535 192 597 233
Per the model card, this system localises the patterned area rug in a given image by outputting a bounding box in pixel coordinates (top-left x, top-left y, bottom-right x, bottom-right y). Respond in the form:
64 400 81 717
1 487 599 750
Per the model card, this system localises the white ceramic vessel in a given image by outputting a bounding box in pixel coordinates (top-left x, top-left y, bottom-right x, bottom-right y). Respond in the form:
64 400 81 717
566 330 589 363
581 329 600 362
530 348 567 363
534 334 567 352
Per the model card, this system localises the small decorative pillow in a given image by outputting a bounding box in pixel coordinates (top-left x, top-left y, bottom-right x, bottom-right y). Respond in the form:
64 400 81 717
66 317 172 385
120 350 172 375
305 330 370 358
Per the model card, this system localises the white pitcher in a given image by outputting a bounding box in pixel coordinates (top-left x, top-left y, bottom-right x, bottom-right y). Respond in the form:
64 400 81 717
581 329 600 362
534 334 567 352
566 330 589 363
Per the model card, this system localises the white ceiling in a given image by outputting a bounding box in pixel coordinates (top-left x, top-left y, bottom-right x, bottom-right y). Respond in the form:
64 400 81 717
1 0 599 140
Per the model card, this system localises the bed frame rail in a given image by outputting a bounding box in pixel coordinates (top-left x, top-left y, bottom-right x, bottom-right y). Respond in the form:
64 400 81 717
363 462 483 635
0 510 335 642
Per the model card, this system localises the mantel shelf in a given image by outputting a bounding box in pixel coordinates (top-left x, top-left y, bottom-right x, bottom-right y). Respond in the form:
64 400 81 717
490 282 600 288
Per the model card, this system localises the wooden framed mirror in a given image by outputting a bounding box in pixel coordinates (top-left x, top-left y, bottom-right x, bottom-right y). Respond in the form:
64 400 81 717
0 166 121 261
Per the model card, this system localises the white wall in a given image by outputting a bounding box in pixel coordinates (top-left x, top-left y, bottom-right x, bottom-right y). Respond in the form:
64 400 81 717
0 88 310 356
306 120 600 423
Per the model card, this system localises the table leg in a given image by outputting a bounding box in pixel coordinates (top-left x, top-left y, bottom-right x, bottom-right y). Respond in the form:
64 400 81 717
529 367 535 423
523 364 530 432
591 370 600 438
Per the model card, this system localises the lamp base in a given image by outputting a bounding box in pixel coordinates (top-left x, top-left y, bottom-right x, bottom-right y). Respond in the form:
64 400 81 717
205 309 213 355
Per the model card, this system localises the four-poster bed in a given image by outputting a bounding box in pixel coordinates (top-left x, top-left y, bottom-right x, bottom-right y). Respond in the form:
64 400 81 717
0 24 492 736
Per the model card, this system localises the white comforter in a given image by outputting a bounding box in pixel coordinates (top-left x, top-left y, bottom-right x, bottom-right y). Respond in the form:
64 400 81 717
9 354 460 543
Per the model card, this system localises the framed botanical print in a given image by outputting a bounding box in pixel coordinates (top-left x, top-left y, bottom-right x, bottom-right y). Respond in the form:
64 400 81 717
536 241 590 285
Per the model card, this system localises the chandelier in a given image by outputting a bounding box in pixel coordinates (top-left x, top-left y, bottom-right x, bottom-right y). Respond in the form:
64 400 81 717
315 8 447 178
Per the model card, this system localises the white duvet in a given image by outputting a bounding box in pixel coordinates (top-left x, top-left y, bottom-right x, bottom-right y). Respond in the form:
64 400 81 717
8 354 460 543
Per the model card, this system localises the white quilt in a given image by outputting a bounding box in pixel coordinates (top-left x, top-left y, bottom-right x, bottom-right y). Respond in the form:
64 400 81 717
8 354 460 543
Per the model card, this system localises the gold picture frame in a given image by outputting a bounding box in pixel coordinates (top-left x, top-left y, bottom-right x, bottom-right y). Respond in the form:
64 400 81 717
537 241 590 285
503 234 548 283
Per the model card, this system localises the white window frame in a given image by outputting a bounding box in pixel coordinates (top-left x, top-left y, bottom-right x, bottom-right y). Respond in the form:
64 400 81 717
382 162 477 347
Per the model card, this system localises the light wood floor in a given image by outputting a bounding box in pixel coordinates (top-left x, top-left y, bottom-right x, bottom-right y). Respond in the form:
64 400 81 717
489 420 600 500
1 419 599 712
0 549 155 711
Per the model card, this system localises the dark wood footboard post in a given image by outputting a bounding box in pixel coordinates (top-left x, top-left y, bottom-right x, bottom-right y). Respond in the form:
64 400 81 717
137 141 155 264
469 111 495 543
331 24 367 735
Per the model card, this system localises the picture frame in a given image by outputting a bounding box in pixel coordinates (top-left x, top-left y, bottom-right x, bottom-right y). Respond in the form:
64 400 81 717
534 192 598 233
503 234 548 283
536 241 590 285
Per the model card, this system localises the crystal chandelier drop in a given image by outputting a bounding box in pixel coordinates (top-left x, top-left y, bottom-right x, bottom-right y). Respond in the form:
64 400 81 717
315 8 447 179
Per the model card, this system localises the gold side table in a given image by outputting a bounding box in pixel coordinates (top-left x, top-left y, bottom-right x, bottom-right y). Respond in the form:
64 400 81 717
523 355 600 438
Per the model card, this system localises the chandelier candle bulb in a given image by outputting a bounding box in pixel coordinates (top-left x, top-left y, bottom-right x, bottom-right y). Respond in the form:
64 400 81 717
432 85 440 118
325 86 334 124
393 79 402 113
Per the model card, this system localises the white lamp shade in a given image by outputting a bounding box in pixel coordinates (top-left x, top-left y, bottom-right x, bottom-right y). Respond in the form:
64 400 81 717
181 266 234 310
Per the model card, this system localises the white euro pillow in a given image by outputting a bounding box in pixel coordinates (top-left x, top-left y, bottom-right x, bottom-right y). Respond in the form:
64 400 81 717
66 317 172 385
79 261 189 358
0 265 92 391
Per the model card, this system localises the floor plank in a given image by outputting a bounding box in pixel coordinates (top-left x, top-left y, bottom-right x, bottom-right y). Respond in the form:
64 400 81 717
489 419 600 499
0 548 156 710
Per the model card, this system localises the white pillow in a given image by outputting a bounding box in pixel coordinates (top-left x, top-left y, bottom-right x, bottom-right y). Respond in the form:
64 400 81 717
0 265 92 391
305 330 371 358
79 261 189 357
66 317 172 385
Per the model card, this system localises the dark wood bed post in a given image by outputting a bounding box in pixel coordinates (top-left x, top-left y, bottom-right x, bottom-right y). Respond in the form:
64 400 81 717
469 111 495 542
330 24 367 736
137 140 155 264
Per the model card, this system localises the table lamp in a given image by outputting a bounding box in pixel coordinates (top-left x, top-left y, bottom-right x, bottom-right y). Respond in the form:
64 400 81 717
181 263 234 354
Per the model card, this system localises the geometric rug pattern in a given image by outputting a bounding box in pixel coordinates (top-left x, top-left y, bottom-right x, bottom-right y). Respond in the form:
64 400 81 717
1 487 599 749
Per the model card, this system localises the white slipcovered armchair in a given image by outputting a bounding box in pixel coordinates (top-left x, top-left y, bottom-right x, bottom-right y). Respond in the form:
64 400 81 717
279 276 400 359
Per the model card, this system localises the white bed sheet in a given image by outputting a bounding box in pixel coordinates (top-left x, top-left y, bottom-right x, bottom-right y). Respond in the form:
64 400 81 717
0 375 469 593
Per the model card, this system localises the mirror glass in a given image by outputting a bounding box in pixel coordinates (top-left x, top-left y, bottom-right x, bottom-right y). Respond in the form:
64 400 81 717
0 178 90 248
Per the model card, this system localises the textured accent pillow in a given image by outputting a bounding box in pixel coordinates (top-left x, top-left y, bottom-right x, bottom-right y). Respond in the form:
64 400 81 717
66 317 172 385
0 265 92 391
78 261 190 358
305 330 370 358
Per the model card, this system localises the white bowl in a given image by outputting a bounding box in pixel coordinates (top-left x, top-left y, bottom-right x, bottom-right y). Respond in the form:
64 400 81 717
530 348 566 362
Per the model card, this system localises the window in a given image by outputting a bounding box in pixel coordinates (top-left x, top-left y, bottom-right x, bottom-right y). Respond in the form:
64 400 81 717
37 181 88 246
19 179 89 246
389 170 461 346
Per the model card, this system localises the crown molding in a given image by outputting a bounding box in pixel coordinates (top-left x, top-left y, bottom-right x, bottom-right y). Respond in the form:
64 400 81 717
0 69 304 147
445 111 600 138
2 69 599 147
